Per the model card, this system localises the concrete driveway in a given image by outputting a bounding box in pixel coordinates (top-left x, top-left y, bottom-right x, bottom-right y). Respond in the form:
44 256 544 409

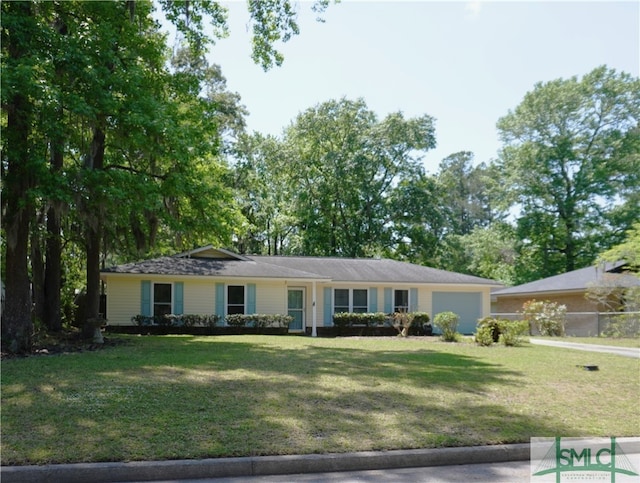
530 338 640 358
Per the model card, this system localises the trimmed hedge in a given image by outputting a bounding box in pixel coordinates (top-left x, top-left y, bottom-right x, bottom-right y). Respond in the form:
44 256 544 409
332 312 387 328
131 314 219 327
225 313 293 329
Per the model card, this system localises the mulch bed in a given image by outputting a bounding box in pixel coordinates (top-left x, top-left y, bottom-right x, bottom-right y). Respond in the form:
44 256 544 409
1 331 126 360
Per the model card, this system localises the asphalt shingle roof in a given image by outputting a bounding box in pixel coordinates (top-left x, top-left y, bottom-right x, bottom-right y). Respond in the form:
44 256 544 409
493 261 638 296
101 256 329 280
249 255 500 285
102 250 501 286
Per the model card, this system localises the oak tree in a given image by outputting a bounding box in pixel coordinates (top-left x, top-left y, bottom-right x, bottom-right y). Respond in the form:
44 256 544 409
496 66 640 281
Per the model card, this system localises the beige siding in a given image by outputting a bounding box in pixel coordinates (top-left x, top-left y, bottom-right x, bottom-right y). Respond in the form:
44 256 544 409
183 280 215 315
105 276 143 326
257 281 287 314
104 274 495 328
105 277 291 326
417 287 431 314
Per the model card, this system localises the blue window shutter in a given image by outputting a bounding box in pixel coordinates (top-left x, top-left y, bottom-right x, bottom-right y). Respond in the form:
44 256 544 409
215 283 225 320
369 288 378 312
384 287 392 313
247 284 256 314
141 281 151 316
410 288 418 312
174 282 184 315
323 287 332 326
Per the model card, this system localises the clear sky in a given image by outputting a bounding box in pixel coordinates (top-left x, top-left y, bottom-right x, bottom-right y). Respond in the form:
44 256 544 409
204 1 639 174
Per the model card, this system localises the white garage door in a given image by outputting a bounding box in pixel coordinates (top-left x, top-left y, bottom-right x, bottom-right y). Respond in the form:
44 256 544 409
432 292 482 335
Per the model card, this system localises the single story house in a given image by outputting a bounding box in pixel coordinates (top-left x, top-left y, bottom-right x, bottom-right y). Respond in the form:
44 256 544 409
492 261 639 335
492 261 638 313
101 246 503 335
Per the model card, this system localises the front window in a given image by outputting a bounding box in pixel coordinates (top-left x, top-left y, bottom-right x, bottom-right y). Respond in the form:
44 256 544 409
227 285 245 314
153 283 172 317
334 288 368 313
394 289 409 313
334 289 350 313
353 289 368 313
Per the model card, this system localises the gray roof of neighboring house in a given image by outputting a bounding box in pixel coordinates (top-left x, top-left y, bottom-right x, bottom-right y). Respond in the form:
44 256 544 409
493 261 638 296
102 249 501 286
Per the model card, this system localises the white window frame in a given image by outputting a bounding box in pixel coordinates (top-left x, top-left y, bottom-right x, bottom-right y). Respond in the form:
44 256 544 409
227 284 246 315
333 288 369 313
153 282 173 317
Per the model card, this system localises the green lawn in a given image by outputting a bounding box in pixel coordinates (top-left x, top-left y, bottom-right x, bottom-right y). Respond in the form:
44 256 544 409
2 335 638 465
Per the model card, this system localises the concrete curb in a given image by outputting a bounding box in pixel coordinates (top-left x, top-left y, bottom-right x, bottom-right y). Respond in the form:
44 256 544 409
1 443 530 483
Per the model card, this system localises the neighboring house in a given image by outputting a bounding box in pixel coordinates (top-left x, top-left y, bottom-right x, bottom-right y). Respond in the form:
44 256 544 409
101 246 502 335
492 261 639 335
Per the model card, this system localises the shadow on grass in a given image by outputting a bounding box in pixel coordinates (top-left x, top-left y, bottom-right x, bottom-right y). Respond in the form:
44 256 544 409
0 335 577 464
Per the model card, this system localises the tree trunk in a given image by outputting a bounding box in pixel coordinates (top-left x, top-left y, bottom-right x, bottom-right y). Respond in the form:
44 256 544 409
43 107 65 332
44 10 67 333
82 125 106 338
44 204 63 332
31 221 46 328
1 1 35 353
2 212 34 353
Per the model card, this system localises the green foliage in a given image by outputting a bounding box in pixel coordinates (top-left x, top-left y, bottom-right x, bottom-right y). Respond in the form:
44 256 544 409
133 313 292 330
225 314 293 329
521 300 566 336
333 312 387 328
585 273 640 313
458 223 517 285
1 0 331 352
599 223 640 269
474 326 496 346
602 313 640 338
498 320 529 346
433 312 460 342
131 314 220 328
436 152 497 236
230 133 297 255
180 314 220 328
245 0 333 70
412 312 431 325
386 312 431 336
475 317 528 346
476 317 503 344
496 66 640 282
386 173 447 266
281 98 436 257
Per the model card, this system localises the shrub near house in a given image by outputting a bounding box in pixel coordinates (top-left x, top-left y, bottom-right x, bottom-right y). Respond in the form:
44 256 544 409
433 311 460 342
475 316 529 346
521 300 566 336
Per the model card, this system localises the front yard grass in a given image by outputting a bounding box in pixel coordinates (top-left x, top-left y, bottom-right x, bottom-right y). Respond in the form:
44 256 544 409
2 335 638 465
